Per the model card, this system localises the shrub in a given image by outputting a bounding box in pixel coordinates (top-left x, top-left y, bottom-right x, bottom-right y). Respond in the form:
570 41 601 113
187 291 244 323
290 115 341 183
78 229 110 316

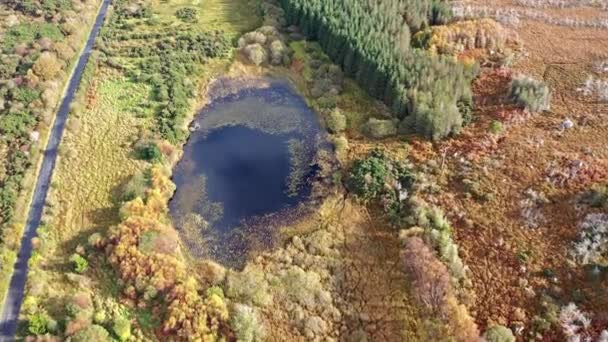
325 109 346 133
508 76 551 112
69 253 88 273
484 325 515 342
93 310 107 324
121 171 151 201
175 8 198 23
0 110 35 138
135 141 163 163
572 213 608 265
112 316 131 341
226 265 272 306
269 40 289 65
401 94 462 140
71 324 111 342
403 237 451 316
231 304 266 342
407 199 468 282
12 87 41 103
581 184 608 208
347 149 413 202
32 52 62 81
243 43 268 66
28 312 50 335
489 120 503 134
363 118 397 139
279 266 331 310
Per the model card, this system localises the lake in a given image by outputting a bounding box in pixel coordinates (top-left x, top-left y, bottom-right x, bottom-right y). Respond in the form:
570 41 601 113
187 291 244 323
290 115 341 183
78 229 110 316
170 79 324 267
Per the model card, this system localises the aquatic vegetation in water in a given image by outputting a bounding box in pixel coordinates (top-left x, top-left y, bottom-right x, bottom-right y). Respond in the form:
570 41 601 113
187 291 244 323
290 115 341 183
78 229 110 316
170 80 325 266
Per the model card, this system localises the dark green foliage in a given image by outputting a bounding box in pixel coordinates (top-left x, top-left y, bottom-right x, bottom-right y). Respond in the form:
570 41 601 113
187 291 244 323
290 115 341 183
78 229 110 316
28 312 50 335
429 0 453 25
135 141 163 163
0 111 36 139
347 150 390 201
176 7 198 23
508 76 551 112
4 0 73 17
347 150 414 225
13 87 42 103
278 0 475 139
69 253 89 273
2 23 65 51
348 150 414 200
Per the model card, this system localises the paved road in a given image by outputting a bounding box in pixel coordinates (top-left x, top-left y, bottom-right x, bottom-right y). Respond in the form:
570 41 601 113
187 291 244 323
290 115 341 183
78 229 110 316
0 0 112 339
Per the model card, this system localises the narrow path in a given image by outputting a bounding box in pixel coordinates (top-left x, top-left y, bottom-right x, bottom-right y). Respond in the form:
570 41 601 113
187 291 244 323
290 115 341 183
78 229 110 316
0 0 112 339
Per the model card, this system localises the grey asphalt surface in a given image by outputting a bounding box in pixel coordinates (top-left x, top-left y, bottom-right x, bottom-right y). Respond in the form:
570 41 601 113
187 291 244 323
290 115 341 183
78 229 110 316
0 0 112 340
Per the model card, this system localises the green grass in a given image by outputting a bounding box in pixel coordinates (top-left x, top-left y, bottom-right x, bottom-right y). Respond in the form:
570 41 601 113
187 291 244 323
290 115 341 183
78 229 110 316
152 0 261 37
3 23 65 50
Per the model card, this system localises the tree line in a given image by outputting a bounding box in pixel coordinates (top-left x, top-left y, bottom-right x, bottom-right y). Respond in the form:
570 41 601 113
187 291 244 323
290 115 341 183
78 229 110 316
277 0 476 139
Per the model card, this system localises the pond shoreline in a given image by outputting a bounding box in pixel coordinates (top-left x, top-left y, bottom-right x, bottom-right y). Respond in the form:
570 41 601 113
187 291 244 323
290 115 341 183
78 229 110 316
168 77 332 268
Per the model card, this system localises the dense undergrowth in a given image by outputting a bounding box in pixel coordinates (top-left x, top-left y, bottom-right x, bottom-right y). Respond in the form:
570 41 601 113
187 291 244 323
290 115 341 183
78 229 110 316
0 0 100 312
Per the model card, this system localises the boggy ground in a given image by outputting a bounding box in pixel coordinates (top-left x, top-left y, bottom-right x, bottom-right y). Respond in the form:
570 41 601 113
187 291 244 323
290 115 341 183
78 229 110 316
230 196 425 341
394 0 608 336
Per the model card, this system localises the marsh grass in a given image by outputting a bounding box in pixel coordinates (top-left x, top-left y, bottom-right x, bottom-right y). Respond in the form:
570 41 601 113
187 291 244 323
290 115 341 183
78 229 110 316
152 0 261 37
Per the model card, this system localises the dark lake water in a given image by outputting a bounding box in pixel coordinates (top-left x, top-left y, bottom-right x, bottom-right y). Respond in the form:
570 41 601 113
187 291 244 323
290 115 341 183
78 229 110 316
170 80 323 267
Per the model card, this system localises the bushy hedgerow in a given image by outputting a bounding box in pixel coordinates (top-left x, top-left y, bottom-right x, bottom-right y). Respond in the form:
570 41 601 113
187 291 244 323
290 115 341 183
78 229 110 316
407 198 469 283
238 26 291 66
4 0 73 17
402 236 479 340
508 75 551 112
101 166 228 339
